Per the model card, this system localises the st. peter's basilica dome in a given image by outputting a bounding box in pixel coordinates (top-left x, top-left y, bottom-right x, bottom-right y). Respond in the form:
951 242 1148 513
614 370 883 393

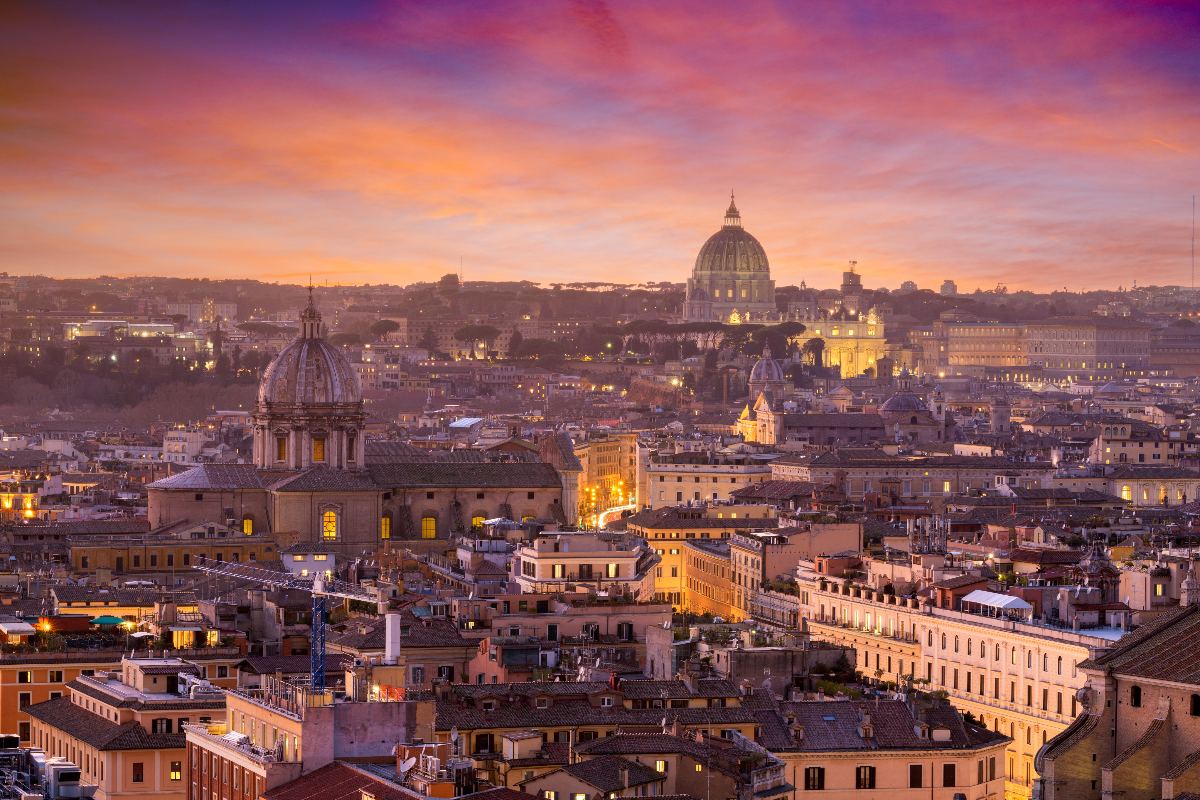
693 197 770 274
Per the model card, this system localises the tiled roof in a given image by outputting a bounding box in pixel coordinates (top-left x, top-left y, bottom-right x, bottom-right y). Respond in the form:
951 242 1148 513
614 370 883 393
730 480 817 501
51 586 164 606
554 756 663 792
1105 718 1165 770
263 762 418 800
270 467 380 493
15 519 150 537
1080 605 1200 684
25 695 183 750
147 464 270 490
328 611 472 652
776 699 1008 752
575 732 709 759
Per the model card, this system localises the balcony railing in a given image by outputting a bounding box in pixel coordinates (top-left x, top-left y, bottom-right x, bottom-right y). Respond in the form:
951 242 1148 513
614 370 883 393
183 723 295 765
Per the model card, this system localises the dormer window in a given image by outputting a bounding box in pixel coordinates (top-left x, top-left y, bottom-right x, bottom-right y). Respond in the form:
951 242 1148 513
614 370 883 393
482 700 496 711
600 696 614 708
536 698 549 709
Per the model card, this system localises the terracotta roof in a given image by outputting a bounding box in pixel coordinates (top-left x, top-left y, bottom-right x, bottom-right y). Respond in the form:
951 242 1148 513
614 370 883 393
328 611 472 652
148 464 270 490
367 462 561 489
263 762 418 800
1080 605 1200 684
25 695 183 750
270 467 380 493
565 756 663 792
238 653 351 675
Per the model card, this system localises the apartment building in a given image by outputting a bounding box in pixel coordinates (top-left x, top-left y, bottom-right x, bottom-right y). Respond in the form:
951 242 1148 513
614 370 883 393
795 563 1118 800
642 450 773 508
26 657 228 800
510 533 658 601
730 525 861 620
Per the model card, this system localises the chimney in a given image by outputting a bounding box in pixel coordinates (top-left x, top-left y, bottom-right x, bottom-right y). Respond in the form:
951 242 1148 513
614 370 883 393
384 613 403 665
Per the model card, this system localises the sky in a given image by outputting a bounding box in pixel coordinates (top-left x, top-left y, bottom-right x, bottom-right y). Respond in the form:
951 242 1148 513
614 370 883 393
1 1 1198 292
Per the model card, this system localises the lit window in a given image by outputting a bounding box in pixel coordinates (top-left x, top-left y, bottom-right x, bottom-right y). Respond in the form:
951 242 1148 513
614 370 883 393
321 510 338 541
170 762 182 782
421 516 437 539
312 437 326 462
381 516 392 540
471 515 485 529
242 517 253 535
654 760 667 773
276 436 287 462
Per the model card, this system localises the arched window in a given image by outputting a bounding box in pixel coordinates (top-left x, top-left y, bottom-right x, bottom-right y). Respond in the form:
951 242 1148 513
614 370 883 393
967 639 972 656
941 633 947 650
1011 647 1017 665
241 515 254 535
380 515 392 540
1120 485 1132 502
1130 685 1142 707
321 510 339 541
928 631 934 647
994 644 1001 661
421 516 437 539
954 636 959 653
1043 654 1048 671
1057 656 1063 675
1027 651 1033 669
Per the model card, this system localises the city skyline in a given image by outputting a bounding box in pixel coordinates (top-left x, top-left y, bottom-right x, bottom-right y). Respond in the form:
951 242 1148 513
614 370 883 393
2 1 1198 290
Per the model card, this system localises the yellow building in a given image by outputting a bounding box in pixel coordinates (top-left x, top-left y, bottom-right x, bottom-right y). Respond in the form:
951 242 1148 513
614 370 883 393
622 504 777 608
790 309 888 378
796 567 1117 800
574 432 638 525
26 657 233 800
683 539 737 621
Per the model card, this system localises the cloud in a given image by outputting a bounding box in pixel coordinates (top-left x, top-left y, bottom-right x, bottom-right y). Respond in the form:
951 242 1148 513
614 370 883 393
0 0 1196 290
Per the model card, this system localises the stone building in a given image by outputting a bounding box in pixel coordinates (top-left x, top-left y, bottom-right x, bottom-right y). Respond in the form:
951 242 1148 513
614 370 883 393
148 295 566 552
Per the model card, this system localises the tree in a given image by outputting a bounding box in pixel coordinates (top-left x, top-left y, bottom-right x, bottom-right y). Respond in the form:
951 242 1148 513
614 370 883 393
507 328 523 358
802 337 825 366
418 326 438 352
453 324 501 357
370 319 401 340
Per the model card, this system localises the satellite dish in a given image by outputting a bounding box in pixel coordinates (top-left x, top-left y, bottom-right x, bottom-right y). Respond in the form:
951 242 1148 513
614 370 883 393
398 757 417 775
450 727 459 743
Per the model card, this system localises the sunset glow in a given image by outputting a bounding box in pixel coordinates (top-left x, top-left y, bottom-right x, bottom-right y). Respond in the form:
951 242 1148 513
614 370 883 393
2 1 1198 289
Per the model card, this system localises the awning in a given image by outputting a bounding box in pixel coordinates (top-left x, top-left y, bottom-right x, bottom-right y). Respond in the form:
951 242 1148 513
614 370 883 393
91 615 126 626
961 589 1032 611
0 621 36 636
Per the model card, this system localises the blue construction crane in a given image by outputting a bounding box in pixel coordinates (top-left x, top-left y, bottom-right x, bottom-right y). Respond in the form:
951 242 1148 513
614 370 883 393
193 556 379 689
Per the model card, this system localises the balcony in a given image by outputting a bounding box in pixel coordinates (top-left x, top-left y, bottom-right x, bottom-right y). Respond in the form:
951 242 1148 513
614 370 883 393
183 722 296 765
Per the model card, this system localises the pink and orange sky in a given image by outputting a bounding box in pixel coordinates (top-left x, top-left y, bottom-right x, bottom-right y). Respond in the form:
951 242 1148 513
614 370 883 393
2 1 1198 291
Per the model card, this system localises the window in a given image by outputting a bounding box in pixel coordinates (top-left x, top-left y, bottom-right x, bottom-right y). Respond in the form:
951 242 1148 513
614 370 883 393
380 515 391 540
695 764 703 773
421 516 437 539
49 670 63 683
170 762 182 782
411 666 425 685
654 760 667 774
600 697 614 707
16 671 31 684
471 515 485 529
606 562 619 578
17 722 28 742
855 765 876 789
132 763 144 783
909 765 923 788
321 509 339 541
276 436 288 462
1191 693 1200 716
942 763 956 787
1130 685 1142 707
242 516 253 535
18 693 30 709
804 767 824 790
571 794 586 800
312 436 326 462
151 718 172 734
543 793 557 800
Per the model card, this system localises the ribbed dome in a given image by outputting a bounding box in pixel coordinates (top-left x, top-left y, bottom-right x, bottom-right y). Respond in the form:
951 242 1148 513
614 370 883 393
880 392 928 413
693 198 769 275
749 347 785 384
257 298 361 408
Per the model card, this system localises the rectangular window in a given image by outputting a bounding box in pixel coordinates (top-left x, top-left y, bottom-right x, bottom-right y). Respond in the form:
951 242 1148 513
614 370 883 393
856 765 876 789
312 437 326 462
381 516 391 540
17 671 31 684
654 760 667 774
606 562 619 578
943 764 956 787
133 763 144 783
909 765 923 789
18 693 30 709
276 436 287 462
49 670 63 683
170 761 182 782
421 516 436 539
804 767 824 791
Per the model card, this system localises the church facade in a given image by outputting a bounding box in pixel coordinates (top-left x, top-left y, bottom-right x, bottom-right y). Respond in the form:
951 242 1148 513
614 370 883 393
148 294 568 553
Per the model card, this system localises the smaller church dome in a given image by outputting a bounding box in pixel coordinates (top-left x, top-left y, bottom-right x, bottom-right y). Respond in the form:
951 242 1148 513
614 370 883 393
258 295 362 408
880 392 929 414
749 343 786 385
